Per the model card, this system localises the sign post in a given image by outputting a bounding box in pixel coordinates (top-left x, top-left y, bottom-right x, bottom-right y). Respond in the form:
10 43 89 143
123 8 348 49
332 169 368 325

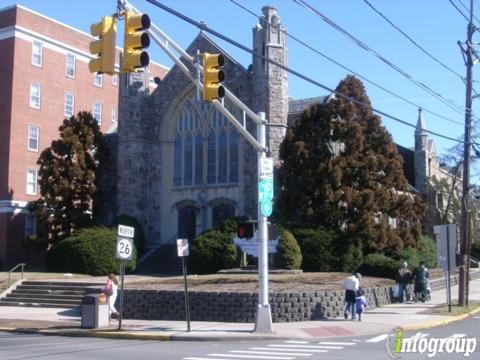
434 224 457 312
116 224 134 330
177 238 191 332
254 112 273 333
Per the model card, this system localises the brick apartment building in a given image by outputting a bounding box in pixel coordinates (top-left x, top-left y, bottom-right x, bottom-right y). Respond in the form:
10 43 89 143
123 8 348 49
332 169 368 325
0 4 167 269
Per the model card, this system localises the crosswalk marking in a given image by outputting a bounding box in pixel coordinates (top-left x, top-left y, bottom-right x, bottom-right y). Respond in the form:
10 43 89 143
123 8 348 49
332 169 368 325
366 334 389 343
184 358 229 360
250 347 328 353
269 344 342 349
208 354 294 360
318 341 355 346
285 341 310 344
230 350 312 357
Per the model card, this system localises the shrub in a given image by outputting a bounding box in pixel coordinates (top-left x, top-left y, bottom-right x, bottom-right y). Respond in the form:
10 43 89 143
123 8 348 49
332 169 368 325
113 214 146 254
341 239 363 273
357 253 398 279
46 227 137 275
417 235 437 269
275 228 302 269
400 246 420 269
294 227 340 272
189 229 239 274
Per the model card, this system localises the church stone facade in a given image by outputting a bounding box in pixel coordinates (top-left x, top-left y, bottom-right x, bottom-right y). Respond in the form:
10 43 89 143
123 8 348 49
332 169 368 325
98 6 459 248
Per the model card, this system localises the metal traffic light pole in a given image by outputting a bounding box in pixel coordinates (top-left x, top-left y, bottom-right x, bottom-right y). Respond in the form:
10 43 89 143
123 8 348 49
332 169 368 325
124 0 273 333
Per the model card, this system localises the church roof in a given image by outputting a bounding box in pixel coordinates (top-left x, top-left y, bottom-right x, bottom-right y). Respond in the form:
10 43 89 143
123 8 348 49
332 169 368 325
288 96 329 114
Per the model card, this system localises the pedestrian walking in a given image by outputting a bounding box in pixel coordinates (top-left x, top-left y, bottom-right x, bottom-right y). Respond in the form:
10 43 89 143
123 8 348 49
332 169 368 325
343 272 361 320
104 273 120 319
413 261 429 302
355 289 368 322
395 262 413 303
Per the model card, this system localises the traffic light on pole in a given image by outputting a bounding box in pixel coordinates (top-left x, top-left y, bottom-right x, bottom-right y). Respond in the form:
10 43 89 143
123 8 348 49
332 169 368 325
123 12 150 73
89 16 116 75
237 222 255 239
203 53 225 102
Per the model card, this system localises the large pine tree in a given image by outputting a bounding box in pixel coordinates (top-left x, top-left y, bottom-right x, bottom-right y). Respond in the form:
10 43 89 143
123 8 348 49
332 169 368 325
28 111 103 248
277 75 425 255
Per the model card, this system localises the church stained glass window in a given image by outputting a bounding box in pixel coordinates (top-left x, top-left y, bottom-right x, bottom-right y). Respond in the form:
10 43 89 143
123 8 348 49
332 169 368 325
173 96 239 187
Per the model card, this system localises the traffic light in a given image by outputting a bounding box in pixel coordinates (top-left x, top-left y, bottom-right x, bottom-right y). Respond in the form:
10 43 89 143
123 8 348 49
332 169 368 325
89 16 116 75
123 12 150 73
203 53 225 102
237 222 255 239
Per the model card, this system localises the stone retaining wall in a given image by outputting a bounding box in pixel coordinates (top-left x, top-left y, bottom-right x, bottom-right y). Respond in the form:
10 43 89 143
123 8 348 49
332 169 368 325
121 270 480 322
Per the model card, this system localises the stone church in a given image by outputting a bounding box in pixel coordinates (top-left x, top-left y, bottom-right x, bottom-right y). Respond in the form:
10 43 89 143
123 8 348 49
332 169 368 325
96 6 459 249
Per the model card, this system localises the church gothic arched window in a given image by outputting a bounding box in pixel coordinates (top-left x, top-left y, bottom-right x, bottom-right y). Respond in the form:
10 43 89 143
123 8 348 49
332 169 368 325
173 96 239 187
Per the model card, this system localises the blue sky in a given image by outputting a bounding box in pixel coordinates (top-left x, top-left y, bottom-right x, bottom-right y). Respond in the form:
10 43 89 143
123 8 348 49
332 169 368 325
5 0 478 159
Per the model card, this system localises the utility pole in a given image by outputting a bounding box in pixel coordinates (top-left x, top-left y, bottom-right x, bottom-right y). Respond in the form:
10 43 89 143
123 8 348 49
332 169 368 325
459 0 475 307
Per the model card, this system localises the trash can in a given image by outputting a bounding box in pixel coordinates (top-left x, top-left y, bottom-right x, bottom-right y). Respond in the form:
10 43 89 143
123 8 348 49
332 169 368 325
81 294 110 328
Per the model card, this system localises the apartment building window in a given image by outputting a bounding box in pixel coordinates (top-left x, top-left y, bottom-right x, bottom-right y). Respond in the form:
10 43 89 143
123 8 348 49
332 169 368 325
25 214 36 238
93 102 102 124
30 83 41 109
26 169 38 195
66 53 76 78
28 125 39 151
94 73 103 87
32 41 43 67
112 107 117 122
65 93 74 117
112 74 118 86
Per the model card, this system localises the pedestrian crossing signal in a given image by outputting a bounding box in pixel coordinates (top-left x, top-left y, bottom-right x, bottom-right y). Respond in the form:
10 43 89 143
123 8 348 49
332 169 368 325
237 222 255 239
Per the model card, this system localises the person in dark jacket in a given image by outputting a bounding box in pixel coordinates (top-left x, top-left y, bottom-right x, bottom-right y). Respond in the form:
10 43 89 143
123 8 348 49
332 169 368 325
413 261 429 302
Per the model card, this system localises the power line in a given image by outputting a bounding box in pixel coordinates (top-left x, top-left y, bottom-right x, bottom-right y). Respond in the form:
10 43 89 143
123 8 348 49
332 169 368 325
144 0 477 146
458 0 480 25
293 0 469 116
363 0 465 81
449 0 470 21
228 0 465 126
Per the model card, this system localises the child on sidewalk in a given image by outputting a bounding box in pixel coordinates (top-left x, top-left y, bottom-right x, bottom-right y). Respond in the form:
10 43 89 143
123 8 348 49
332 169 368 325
355 289 368 322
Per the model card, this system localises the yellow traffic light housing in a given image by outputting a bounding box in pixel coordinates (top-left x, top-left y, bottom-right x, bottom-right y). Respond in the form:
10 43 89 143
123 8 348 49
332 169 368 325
89 16 116 75
203 53 225 102
123 12 150 73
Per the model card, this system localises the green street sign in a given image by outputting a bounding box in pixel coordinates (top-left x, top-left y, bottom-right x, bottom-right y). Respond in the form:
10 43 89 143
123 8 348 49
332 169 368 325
261 200 273 217
259 179 273 202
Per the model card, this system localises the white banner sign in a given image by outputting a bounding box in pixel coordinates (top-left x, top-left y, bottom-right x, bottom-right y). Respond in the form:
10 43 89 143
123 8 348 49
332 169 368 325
118 224 135 239
234 236 278 257
177 238 189 257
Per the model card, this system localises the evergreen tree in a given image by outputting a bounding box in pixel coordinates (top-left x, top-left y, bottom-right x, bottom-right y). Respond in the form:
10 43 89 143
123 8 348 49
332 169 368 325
277 75 425 255
27 111 103 249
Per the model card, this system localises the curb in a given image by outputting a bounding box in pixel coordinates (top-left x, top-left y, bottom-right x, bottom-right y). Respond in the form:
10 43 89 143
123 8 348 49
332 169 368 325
402 304 480 332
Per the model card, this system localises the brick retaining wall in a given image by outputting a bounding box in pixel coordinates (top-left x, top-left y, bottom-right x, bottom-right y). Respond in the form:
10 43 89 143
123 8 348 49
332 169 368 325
121 270 480 322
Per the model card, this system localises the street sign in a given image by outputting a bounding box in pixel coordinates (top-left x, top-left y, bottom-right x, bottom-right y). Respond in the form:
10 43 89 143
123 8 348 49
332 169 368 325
118 224 135 238
261 200 273 217
177 238 189 257
434 224 457 271
259 179 273 202
259 157 273 180
116 237 133 260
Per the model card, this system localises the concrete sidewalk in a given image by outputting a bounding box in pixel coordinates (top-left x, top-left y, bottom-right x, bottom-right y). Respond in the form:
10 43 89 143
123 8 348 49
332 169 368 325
0 278 479 341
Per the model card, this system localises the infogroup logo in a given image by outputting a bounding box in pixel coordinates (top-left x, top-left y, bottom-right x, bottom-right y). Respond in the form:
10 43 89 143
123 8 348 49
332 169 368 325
386 328 478 358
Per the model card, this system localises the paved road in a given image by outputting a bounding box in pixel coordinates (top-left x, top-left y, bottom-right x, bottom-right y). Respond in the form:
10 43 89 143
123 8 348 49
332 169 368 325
0 317 479 360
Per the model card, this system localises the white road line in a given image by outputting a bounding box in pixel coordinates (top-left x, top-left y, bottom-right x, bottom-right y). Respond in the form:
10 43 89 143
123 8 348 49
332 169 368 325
285 340 310 344
269 344 342 349
451 334 466 338
250 347 328 353
366 334 389 343
208 354 294 360
473 316 480 319
184 358 230 360
230 350 312 357
318 341 356 346
352 339 362 342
